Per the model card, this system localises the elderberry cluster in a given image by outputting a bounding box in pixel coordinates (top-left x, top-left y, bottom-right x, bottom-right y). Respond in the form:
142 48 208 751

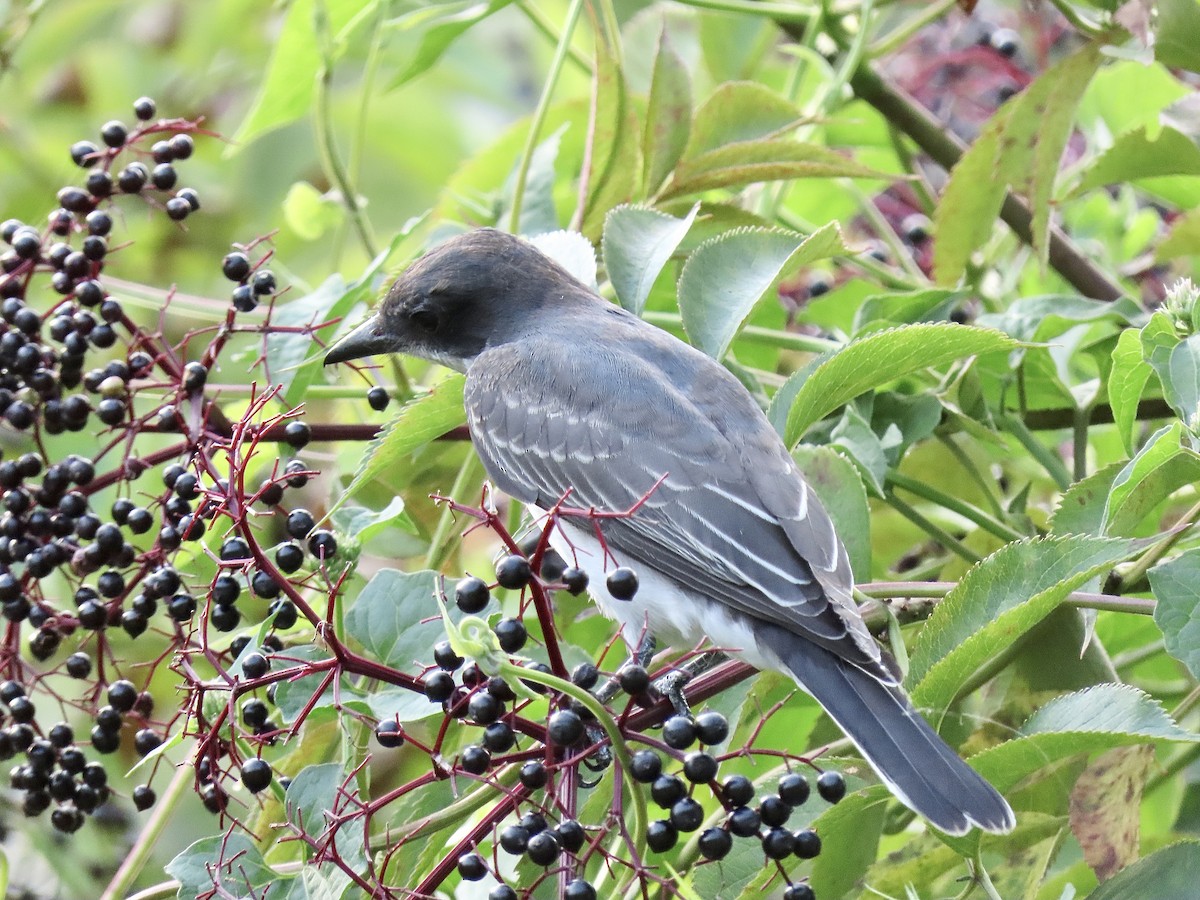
390 542 836 898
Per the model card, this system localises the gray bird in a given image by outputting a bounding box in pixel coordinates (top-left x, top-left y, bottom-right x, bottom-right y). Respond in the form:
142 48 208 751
324 228 1014 835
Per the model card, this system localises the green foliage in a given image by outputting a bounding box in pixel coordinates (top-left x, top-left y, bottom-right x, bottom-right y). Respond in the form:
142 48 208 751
5 1 1200 898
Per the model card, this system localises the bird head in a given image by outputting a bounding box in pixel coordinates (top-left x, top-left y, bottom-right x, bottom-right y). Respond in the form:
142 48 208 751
324 228 583 371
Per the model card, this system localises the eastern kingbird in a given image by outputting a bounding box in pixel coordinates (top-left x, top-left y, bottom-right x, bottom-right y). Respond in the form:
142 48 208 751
325 228 1014 835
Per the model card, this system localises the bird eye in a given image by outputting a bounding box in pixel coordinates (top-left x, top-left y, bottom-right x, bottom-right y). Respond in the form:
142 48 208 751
408 307 438 332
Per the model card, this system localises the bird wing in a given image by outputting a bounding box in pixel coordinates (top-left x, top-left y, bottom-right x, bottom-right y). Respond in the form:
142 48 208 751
464 320 889 678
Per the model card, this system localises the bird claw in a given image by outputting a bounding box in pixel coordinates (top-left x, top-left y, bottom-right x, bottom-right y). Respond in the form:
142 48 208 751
580 722 613 782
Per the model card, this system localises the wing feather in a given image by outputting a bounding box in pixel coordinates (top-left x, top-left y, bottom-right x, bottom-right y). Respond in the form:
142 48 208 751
464 326 885 674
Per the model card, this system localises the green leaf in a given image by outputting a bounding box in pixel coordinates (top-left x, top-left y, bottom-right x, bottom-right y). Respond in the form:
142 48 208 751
851 288 965 334
662 138 888 199
808 787 888 900
283 181 344 241
908 536 1136 709
286 763 367 871
782 323 1017 445
266 274 348 405
1049 462 1124 535
271 645 340 723
602 203 699 315
934 44 1103 282
1071 745 1155 880
977 294 1144 343
1109 328 1154 455
1103 422 1200 535
684 82 800 158
828 405 888 497
1085 840 1200 899
499 125 565 236
793 445 872 580
1166 334 1200 429
1150 548 1200 680
678 224 845 361
581 32 637 237
942 684 1199 858
279 225 418 408
340 374 466 504
343 568 440 668
166 833 278 899
1023 682 1198 742
1156 0 1200 73
230 0 364 149
331 496 416 541
388 0 516 88
643 27 692 194
1074 126 1200 194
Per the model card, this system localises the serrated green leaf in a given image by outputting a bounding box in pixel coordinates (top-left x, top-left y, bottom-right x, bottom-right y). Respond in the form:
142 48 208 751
1074 126 1200 194
602 203 698 315
782 323 1017 445
166 833 278 899
793 445 871 580
1085 840 1200 899
662 137 888 199
908 536 1137 709
934 45 1102 282
643 27 693 194
1150 548 1200 680
1109 328 1153 455
388 0 516 88
1023 683 1198 741
684 81 800 158
678 224 845 361
851 289 965 334
340 374 466 506
1103 422 1200 535
941 684 1199 858
344 568 439 668
1049 462 1124 535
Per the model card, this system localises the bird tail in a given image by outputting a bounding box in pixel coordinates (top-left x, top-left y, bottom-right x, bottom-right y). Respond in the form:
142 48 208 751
762 629 1015 836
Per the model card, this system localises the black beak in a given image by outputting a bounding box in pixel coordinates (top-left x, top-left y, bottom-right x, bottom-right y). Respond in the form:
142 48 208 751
324 314 396 365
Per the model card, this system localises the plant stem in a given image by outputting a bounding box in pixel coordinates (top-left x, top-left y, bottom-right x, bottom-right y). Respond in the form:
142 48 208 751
517 0 590 72
642 310 839 353
313 3 378 259
424 451 484 570
99 748 196 900
886 471 1026 543
509 0 585 233
885 491 982 563
1117 495 1200 591
869 0 956 56
832 62 1125 302
936 434 1007 518
675 0 815 22
998 413 1072 491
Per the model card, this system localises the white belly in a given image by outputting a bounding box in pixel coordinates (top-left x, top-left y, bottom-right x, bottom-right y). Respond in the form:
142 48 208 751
533 509 782 674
